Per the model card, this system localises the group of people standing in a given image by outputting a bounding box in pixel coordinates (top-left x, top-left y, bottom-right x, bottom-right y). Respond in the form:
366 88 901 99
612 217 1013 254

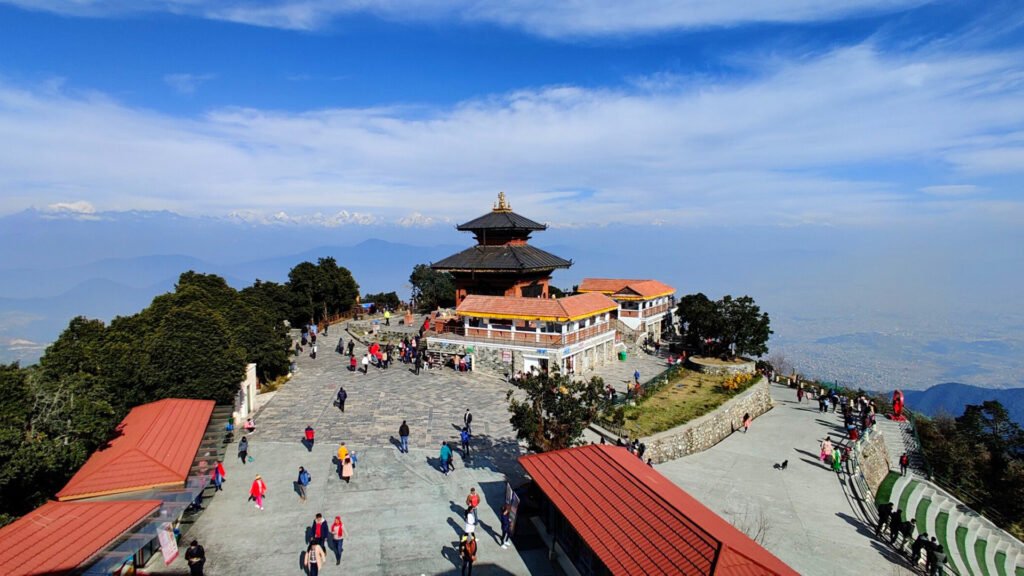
876 501 947 574
304 513 346 575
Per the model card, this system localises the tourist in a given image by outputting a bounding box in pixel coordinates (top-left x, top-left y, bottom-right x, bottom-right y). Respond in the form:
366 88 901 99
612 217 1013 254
296 466 311 502
440 442 453 476
238 436 250 465
310 513 329 548
399 420 410 454
796 383 804 403
459 533 477 576
888 509 902 542
185 540 206 576
742 413 752 433
304 425 315 452
911 532 929 565
211 460 225 491
347 340 355 356
819 437 833 463
929 544 947 576
414 351 423 375
304 541 326 576
875 501 893 537
499 504 512 548
249 474 267 510
310 341 318 359
341 452 354 484
466 487 480 510
336 337 344 354
831 447 842 473
336 386 347 412
384 309 391 326
329 515 344 565
637 442 647 460
244 418 256 433
925 537 938 573
461 427 471 458
646 458 654 467
899 452 910 476
348 354 357 372
634 368 641 385
464 505 477 535
361 353 370 374
463 408 473 434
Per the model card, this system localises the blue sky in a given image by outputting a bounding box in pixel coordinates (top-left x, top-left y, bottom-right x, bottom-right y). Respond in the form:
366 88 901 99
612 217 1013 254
0 1 1022 227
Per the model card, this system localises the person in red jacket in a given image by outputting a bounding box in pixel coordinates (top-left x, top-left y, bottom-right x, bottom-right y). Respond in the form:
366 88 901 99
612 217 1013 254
304 425 315 452
211 461 226 491
249 474 267 510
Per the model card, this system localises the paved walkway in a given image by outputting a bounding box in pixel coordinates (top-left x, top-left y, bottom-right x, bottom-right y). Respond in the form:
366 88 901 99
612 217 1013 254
178 320 550 575
656 382 918 576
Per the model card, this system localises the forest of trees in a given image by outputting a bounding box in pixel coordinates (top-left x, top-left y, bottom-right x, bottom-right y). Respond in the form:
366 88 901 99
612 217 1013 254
0 259 359 526
675 293 772 359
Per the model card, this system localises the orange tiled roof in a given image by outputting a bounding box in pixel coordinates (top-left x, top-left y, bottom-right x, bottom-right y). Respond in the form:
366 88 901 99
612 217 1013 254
578 278 675 300
0 499 161 576
456 292 618 321
520 445 798 576
57 398 215 501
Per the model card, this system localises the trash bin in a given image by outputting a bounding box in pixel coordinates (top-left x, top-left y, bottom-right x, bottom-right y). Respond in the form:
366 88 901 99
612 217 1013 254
618 350 627 362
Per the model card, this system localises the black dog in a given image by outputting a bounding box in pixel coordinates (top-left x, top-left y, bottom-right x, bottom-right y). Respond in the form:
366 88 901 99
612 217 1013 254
773 460 789 470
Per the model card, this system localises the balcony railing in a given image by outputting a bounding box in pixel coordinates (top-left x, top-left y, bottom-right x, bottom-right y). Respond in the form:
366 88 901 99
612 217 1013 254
437 322 613 348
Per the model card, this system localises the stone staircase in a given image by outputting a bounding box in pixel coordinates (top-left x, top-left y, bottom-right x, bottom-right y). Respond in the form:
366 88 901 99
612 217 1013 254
873 415 927 473
875 471 1024 576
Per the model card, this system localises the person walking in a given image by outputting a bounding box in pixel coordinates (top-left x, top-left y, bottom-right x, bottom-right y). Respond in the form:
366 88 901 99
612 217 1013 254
464 506 477 535
304 426 315 452
336 386 347 412
329 515 344 565
465 487 480 510
819 437 833 463
440 442 453 476
185 540 206 576
310 513 329 548
384 309 391 326
459 533 477 576
361 353 370 374
341 452 354 484
633 367 641 385
348 354 357 372
249 474 267 510
399 420 410 454
911 532 929 565
304 541 326 576
741 413 752 433
899 452 910 476
414 351 423 375
238 436 249 465
311 342 318 359
464 409 473 435
461 427 471 459
831 447 843 473
296 466 311 502
888 509 903 544
499 504 512 549
929 544 947 576
875 501 893 537
347 340 354 356
211 460 225 491
336 336 344 354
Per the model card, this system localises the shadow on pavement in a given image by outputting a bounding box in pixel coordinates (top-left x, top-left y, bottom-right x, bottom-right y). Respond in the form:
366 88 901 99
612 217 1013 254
461 434 524 477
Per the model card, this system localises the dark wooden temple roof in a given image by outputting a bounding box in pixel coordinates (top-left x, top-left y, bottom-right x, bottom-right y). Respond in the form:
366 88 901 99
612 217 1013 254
431 244 571 272
456 210 547 232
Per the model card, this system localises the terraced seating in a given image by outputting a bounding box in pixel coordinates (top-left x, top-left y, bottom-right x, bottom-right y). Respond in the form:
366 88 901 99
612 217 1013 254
876 471 1024 576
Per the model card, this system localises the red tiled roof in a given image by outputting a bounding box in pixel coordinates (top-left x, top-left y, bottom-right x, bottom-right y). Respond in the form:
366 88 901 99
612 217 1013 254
456 293 618 321
519 445 797 576
578 278 676 299
57 399 215 501
0 499 161 576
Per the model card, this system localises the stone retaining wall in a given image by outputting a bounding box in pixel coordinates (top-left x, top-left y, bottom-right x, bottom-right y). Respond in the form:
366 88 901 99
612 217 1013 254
644 377 772 464
855 429 892 495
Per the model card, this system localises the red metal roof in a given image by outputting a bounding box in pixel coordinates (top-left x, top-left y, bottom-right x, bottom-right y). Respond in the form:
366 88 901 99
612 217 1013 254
0 499 161 576
519 445 797 576
578 278 676 299
57 398 215 501
456 293 618 321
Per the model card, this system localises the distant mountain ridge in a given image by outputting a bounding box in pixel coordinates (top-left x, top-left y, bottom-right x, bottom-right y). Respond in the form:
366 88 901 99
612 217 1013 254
902 383 1024 427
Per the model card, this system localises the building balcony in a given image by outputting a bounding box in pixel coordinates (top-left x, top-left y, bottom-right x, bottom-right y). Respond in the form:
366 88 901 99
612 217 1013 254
435 323 614 348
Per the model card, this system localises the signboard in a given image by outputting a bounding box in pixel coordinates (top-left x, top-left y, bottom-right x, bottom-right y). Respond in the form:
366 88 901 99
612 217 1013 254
157 522 178 565
501 349 512 363
505 482 521 536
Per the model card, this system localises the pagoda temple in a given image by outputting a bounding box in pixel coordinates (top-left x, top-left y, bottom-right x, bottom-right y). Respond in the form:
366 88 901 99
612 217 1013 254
431 192 571 305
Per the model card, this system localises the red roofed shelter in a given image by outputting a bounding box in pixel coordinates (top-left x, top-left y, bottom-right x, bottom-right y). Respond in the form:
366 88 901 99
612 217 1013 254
57 399 216 501
518 445 797 576
578 278 676 343
0 500 161 576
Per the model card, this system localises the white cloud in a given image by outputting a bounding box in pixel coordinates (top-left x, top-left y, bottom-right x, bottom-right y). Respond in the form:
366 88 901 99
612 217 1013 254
44 200 96 214
163 73 215 95
2 0 931 35
0 42 1022 226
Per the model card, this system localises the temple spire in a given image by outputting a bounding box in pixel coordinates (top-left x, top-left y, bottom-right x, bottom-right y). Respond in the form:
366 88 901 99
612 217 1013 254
493 191 512 213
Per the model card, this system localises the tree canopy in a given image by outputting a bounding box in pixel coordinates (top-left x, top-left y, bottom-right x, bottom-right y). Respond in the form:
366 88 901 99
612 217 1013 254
676 293 771 359
409 264 455 312
506 370 607 452
287 257 360 325
362 291 401 311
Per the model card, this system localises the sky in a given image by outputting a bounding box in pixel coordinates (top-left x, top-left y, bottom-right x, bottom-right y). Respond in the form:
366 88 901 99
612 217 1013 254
0 0 1022 227
1 1 1023 389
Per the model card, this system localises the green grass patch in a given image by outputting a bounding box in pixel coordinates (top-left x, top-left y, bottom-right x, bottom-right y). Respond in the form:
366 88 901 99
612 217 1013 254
916 498 931 536
994 551 1007 576
936 512 952 570
974 538 989 576
876 472 900 505
898 480 920 522
618 369 759 437
1015 565 1023 576
956 525 970 575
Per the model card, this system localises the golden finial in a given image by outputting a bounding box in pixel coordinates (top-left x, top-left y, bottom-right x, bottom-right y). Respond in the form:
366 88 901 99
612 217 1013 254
493 191 512 212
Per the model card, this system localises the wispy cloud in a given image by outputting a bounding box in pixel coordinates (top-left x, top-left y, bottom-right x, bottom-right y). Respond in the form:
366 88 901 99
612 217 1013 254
0 42 1022 226
2 0 932 35
163 73 215 95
